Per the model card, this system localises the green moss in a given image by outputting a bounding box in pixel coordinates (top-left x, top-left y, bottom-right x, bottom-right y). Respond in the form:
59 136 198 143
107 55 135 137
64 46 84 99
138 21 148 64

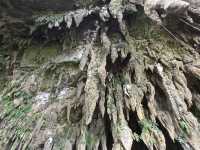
0 92 35 143
139 119 160 144
179 119 190 135
0 90 32 120
127 11 191 63
139 119 159 133
21 44 59 67
14 90 32 102
176 118 191 144
85 131 97 150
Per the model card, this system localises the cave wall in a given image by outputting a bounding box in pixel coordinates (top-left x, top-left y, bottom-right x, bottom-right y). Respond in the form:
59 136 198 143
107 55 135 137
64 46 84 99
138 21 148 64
0 0 200 150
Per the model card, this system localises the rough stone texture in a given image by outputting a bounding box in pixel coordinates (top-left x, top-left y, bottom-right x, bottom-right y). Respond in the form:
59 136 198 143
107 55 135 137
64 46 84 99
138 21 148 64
0 0 200 150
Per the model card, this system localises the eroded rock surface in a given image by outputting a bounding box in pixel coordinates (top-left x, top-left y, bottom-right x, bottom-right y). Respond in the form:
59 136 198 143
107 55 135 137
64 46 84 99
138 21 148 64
0 0 200 150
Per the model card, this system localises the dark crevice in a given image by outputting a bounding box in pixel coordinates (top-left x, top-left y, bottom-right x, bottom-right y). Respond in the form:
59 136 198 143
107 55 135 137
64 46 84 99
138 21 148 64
184 72 200 120
72 139 76 150
78 13 101 33
131 140 148 150
124 9 137 27
107 18 126 41
38 143 45 149
69 105 83 123
98 142 102 150
5 137 16 150
104 111 114 150
184 72 200 93
122 52 131 67
127 110 141 135
91 99 101 122
104 87 114 150
0 34 3 45
141 95 148 110
106 0 111 4
105 51 131 74
156 118 183 150
153 81 170 112
189 103 200 122
105 53 112 73
130 68 136 83
141 95 152 118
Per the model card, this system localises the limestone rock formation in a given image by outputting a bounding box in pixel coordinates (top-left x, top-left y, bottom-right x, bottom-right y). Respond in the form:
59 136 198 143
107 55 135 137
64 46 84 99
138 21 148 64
0 0 200 150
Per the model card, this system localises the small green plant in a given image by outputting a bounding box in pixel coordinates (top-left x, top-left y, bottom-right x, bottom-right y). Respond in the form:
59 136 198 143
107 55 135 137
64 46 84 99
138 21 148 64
179 119 190 135
2 95 12 101
85 131 96 150
176 119 190 145
139 119 158 132
179 119 190 138
177 134 186 144
139 119 159 145
0 90 32 121
133 133 140 142
0 100 33 144
15 126 31 139
0 95 14 118
8 104 31 120
14 90 32 103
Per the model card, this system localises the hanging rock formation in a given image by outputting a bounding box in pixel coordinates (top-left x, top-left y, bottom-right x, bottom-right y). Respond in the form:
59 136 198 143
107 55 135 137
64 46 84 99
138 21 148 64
0 0 200 150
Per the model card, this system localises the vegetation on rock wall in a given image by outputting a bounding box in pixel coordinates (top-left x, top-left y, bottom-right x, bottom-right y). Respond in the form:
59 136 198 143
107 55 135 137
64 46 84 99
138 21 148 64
0 0 200 150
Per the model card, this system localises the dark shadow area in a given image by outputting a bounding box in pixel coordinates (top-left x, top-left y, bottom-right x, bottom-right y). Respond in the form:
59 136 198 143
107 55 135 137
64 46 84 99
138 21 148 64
156 118 183 150
131 140 148 150
184 72 200 120
128 110 141 135
104 87 114 150
190 103 200 122
105 51 131 74
104 112 114 150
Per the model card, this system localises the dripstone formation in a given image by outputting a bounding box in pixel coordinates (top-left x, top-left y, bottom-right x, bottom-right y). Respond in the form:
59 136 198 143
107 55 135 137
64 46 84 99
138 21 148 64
0 0 200 150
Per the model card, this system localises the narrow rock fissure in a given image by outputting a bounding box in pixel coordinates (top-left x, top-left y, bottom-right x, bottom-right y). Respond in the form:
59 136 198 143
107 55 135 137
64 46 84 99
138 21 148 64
184 73 200 93
190 103 200 122
156 118 183 150
104 87 114 150
104 112 114 150
131 140 148 150
5 137 15 150
128 110 141 135
105 51 131 74
72 141 76 150
184 73 200 120
141 95 149 112
153 83 169 112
